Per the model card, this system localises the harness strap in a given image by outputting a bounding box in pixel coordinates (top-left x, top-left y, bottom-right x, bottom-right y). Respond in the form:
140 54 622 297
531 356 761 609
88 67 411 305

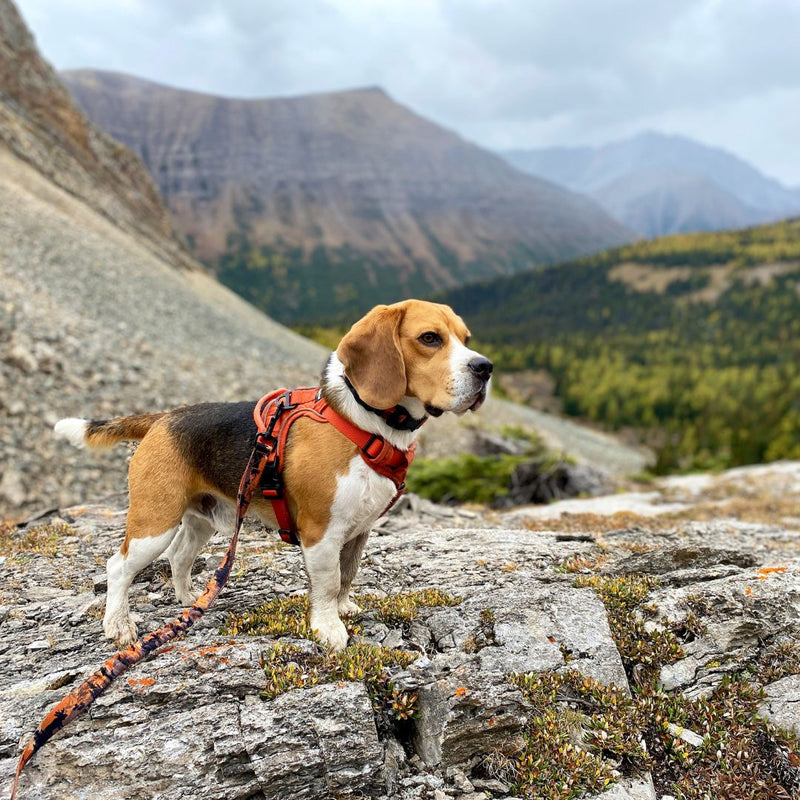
252 387 416 546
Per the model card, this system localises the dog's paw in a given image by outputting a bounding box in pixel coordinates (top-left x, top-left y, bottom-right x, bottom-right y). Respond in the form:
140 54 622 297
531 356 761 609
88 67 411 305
311 615 349 652
103 613 138 646
337 597 361 617
173 581 199 607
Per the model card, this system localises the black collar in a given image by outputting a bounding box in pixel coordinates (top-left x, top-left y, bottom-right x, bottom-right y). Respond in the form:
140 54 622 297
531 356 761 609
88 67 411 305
343 376 427 432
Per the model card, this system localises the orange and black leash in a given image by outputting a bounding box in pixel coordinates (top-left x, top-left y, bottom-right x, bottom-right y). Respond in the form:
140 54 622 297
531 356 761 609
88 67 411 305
9 410 274 800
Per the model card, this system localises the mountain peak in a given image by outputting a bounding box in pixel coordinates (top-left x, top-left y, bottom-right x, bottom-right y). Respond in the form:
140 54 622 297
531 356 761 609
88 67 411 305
62 68 631 324
61 68 392 106
503 131 800 236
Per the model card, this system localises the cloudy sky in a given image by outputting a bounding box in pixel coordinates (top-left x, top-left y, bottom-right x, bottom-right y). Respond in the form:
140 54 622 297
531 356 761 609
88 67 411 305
15 0 800 185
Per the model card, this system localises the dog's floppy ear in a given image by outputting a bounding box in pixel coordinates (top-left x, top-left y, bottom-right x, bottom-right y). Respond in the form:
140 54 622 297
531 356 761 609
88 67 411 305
337 304 407 409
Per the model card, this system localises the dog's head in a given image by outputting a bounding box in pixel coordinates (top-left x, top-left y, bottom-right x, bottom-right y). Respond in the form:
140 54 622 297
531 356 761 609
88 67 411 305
336 300 493 416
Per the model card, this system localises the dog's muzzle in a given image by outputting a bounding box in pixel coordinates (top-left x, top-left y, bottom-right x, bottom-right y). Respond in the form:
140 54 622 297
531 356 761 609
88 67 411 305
466 356 493 412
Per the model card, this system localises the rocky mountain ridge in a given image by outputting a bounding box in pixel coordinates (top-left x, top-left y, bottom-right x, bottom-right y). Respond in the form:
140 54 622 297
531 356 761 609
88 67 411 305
0 0 331 519
0 0 195 271
504 132 800 237
60 69 632 324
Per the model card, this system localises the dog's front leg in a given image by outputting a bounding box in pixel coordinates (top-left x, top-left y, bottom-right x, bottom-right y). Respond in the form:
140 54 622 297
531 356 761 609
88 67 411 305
302 536 350 651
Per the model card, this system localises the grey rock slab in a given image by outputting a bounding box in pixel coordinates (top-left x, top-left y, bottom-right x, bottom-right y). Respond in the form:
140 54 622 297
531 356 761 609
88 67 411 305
606 545 759 578
655 562 800 696
361 524 594 597
476 584 628 689
3 655 383 800
502 491 688 525
759 674 800 737
239 682 384 800
5 700 252 800
410 654 529 767
410 584 628 767
589 775 657 800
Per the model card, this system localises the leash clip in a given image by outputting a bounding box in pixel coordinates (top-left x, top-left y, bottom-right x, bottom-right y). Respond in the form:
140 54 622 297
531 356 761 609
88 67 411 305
259 457 283 499
253 434 276 456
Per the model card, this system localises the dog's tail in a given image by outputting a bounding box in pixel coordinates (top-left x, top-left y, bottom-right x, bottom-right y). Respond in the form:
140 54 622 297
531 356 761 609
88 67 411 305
54 413 166 450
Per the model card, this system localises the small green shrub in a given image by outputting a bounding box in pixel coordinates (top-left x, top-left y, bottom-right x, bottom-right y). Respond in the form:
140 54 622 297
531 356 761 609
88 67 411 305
221 589 461 639
407 452 527 504
0 520 72 558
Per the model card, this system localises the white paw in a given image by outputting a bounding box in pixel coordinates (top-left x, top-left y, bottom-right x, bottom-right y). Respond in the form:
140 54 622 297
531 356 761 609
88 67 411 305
311 615 349 651
103 612 138 646
173 581 199 607
338 597 361 617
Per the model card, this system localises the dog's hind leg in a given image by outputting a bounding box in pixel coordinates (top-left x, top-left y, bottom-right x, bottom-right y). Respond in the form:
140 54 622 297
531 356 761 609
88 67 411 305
103 424 191 644
338 531 369 617
165 496 225 606
104 524 180 644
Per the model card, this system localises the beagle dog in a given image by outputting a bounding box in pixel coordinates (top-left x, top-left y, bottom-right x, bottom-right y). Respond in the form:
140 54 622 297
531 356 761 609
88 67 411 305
54 300 492 651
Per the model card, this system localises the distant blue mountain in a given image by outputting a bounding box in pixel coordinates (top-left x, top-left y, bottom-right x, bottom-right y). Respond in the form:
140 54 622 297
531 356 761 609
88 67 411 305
503 132 800 237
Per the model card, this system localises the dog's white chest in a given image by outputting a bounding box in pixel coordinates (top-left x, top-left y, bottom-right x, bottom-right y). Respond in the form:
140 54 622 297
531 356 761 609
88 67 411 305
330 455 398 542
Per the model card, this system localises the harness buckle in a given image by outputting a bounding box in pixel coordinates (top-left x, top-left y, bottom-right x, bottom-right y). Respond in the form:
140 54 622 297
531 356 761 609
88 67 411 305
362 434 388 462
259 457 283 499
278 528 300 546
253 434 275 456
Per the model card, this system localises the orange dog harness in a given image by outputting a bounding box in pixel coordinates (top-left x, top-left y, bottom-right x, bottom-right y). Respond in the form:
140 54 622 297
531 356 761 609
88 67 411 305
252 387 416 545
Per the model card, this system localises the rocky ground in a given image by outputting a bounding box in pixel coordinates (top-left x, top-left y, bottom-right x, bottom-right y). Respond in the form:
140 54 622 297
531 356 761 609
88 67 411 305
1 462 799 799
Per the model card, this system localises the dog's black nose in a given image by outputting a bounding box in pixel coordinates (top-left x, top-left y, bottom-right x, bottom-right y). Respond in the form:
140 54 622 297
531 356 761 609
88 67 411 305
468 357 493 381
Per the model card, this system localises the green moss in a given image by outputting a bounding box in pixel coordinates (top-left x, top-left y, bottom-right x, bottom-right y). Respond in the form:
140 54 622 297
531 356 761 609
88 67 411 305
221 589 461 639
260 641 420 730
0 521 72 558
505 670 646 798
357 588 462 624
221 595 310 639
573 575 683 681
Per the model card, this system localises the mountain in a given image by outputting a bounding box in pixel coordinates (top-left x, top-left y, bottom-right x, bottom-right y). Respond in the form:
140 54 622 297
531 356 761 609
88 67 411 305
0 2 195 271
60 69 632 324
590 170 760 238
438 218 800 471
503 132 800 237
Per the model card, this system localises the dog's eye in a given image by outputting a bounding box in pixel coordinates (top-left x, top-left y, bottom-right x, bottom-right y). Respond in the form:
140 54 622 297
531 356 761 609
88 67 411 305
418 331 442 347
